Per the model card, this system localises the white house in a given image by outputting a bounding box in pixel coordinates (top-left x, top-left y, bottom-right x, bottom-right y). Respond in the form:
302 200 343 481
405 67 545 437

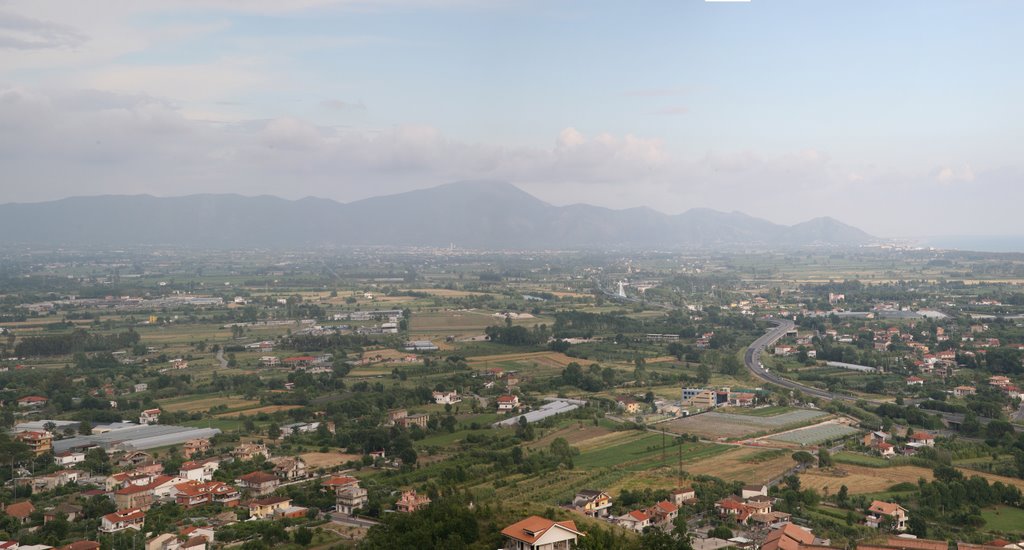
432 390 461 405
139 408 161 425
617 510 652 532
497 395 520 412
179 459 219 482
54 450 86 467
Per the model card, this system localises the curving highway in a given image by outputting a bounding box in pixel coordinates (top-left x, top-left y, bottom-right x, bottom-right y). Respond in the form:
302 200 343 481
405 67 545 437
743 318 1022 432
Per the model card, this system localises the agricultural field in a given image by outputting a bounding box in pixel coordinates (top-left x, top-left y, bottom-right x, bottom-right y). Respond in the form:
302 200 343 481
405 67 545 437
683 445 800 485
300 451 363 469
800 463 1024 495
466 350 580 378
662 409 827 440
215 405 302 417
764 421 861 446
981 505 1024 535
574 432 731 472
159 395 259 413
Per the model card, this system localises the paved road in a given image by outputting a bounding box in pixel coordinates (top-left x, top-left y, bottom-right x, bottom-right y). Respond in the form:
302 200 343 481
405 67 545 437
743 318 1022 432
330 512 380 528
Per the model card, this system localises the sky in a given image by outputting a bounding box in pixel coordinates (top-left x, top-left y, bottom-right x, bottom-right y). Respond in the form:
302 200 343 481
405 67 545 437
1 0 1022 238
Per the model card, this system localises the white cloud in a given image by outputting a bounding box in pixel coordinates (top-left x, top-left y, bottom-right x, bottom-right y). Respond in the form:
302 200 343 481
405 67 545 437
935 163 975 184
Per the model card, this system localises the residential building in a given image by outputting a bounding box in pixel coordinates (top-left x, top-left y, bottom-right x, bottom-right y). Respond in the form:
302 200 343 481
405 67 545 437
867 501 909 531
114 483 156 510
179 458 219 482
741 484 768 499
397 413 429 429
173 481 240 508
760 523 824 550
670 487 696 507
501 516 582 550
617 510 651 532
572 490 612 517
236 471 280 495
139 408 161 425
648 501 679 525
905 376 924 386
54 450 86 467
247 496 292 520
497 395 520 412
324 476 368 515
432 390 461 405
100 508 146 533
17 395 48 408
15 430 53 456
232 443 270 461
182 439 210 458
908 432 935 447
385 409 408 426
3 501 35 524
395 489 431 513
615 397 642 414
270 457 307 481
954 386 976 397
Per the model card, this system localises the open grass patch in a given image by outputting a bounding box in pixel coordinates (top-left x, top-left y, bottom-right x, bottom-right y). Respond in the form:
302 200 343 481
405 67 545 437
981 505 1024 534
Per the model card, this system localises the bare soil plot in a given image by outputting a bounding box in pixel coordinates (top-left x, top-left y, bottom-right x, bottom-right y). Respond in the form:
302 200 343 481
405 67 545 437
300 452 363 468
160 395 259 413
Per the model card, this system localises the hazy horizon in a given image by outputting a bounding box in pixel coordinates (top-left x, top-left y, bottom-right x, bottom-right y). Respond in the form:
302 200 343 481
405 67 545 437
2 1 1023 238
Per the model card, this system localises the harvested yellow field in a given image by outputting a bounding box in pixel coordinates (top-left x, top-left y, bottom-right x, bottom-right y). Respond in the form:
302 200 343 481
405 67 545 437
800 464 1024 494
685 446 797 485
300 452 363 468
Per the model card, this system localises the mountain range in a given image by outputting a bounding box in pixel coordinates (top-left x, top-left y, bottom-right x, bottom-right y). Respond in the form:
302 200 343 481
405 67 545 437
0 181 876 249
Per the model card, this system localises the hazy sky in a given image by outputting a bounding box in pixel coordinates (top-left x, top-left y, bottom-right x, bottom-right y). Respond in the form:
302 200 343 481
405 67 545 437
1 0 1022 237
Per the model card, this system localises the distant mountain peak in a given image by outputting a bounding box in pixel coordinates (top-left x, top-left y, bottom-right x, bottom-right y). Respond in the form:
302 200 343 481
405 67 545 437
0 181 876 249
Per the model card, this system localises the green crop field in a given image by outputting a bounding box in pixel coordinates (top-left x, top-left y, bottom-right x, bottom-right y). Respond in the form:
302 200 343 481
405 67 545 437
833 451 891 467
981 505 1024 534
575 433 730 471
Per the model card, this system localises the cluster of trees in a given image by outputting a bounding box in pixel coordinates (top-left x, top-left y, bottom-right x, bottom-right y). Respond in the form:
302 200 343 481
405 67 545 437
559 362 617 391
15 328 140 356
483 323 550 346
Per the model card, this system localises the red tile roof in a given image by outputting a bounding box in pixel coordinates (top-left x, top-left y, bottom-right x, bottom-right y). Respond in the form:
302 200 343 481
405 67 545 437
501 516 581 544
